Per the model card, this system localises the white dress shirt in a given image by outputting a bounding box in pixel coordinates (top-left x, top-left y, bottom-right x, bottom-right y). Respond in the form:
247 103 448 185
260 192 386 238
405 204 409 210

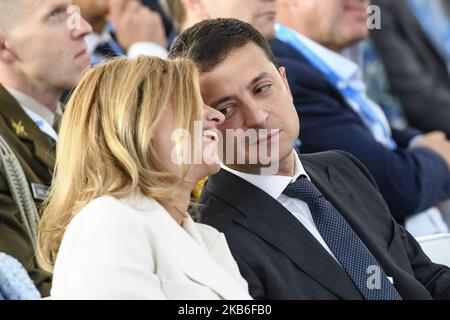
221 153 338 261
3 85 59 141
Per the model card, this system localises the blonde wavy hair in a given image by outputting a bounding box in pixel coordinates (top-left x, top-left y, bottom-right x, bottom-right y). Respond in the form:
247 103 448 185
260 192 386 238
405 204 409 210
37 56 203 272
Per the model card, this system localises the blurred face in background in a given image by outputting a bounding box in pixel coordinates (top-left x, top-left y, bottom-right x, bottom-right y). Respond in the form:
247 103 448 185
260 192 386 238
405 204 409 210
277 0 370 51
0 0 92 92
200 0 278 40
73 0 108 33
74 0 109 21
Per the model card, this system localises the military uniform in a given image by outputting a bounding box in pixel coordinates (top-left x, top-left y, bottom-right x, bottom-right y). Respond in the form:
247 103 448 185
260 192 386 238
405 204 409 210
0 85 56 297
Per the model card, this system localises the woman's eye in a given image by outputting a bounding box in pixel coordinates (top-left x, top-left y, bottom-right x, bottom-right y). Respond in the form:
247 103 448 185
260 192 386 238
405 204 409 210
255 84 271 95
49 9 65 20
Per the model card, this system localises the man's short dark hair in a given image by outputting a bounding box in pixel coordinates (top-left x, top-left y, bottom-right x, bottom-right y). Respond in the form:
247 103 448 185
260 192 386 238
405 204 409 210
168 18 277 72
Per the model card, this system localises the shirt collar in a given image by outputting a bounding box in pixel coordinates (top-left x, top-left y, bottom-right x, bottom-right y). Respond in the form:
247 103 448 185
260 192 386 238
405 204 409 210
85 27 113 56
289 27 359 82
220 152 310 200
2 85 61 126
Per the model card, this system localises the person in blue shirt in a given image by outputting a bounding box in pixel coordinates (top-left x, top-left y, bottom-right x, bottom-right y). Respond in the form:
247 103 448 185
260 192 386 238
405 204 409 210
273 0 450 234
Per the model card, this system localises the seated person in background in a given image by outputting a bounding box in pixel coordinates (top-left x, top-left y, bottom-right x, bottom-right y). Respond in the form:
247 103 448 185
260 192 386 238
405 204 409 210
75 0 168 63
370 0 450 136
170 17 450 300
141 0 174 36
0 0 92 296
271 0 450 233
37 56 251 300
159 0 277 44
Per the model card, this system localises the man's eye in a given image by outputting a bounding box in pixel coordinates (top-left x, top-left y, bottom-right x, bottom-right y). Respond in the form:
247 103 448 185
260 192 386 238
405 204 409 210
219 105 235 117
255 84 271 95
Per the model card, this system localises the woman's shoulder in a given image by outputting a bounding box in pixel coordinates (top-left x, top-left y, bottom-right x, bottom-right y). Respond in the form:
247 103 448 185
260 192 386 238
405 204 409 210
69 194 164 232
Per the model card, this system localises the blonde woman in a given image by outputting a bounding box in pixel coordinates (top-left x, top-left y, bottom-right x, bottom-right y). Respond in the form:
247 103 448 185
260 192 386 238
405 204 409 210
37 56 252 300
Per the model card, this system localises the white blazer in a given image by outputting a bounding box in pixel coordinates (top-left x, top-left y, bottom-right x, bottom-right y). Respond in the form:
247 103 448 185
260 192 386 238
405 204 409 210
50 192 252 300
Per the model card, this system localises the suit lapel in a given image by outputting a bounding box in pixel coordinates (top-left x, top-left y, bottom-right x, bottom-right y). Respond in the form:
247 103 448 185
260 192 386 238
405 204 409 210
207 170 362 299
0 85 56 170
310 160 408 293
164 216 251 300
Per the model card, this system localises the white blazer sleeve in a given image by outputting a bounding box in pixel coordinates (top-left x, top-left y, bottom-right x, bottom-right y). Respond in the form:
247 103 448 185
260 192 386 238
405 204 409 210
51 198 166 300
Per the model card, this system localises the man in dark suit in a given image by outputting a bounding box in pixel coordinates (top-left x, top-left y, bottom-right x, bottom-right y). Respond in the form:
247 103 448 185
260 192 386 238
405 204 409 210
170 18 450 300
0 0 92 296
271 0 450 228
370 0 450 136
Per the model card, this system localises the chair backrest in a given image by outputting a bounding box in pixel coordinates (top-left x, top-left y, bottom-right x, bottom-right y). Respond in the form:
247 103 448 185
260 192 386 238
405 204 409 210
0 253 41 300
416 233 450 267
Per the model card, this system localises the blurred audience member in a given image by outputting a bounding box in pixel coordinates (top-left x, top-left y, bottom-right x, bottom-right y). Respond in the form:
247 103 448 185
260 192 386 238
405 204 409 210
141 0 174 36
361 40 408 131
273 0 450 234
159 0 277 41
406 0 450 72
0 0 92 296
371 0 450 135
75 0 167 64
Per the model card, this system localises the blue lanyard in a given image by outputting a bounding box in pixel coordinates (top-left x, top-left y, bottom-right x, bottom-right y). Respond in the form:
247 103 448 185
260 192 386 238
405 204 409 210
275 24 397 150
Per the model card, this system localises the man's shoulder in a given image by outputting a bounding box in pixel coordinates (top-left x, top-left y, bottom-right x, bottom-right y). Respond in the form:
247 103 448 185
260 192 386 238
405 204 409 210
301 150 378 188
301 150 360 169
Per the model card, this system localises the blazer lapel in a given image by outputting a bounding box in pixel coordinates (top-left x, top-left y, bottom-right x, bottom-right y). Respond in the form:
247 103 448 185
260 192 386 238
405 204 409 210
165 216 251 300
0 85 56 170
207 170 362 300
134 195 250 300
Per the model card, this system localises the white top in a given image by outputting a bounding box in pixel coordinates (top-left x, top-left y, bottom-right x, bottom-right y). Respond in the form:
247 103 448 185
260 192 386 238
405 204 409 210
3 85 59 141
221 153 338 261
51 191 252 300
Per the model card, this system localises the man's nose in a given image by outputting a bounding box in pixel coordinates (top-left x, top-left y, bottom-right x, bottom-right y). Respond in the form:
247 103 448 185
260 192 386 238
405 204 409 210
72 16 93 39
243 102 269 128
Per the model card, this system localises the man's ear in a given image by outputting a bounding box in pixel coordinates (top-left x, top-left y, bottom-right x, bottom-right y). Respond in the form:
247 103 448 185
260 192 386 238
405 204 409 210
0 38 16 63
279 67 292 96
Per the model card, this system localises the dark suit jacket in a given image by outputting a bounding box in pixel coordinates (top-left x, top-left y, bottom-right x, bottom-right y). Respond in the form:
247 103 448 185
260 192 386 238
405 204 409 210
270 39 450 224
370 0 450 135
199 151 450 300
0 85 54 296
